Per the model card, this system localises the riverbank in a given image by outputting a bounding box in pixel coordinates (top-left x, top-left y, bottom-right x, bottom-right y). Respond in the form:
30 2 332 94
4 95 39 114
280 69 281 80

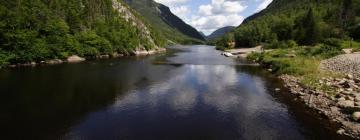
244 47 360 138
1 48 166 69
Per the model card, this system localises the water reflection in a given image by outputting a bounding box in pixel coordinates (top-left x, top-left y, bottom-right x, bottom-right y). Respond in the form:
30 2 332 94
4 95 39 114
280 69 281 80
0 45 351 140
64 63 306 139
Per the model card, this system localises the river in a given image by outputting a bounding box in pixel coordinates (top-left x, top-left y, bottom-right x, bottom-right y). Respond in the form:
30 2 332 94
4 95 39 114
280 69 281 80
0 45 351 140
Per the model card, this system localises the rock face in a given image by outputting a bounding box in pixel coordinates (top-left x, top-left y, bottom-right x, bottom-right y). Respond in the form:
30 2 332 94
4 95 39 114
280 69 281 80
67 55 85 63
124 0 205 41
320 54 360 79
112 0 160 51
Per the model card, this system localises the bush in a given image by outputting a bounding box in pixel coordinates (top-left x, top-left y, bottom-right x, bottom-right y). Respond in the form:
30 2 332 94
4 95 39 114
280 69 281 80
265 40 298 49
323 38 342 47
0 49 14 66
76 31 113 56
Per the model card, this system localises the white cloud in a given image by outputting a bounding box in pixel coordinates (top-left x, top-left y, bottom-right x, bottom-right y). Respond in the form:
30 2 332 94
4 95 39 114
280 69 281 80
171 6 191 20
191 0 247 34
154 0 189 6
256 0 272 12
155 0 273 35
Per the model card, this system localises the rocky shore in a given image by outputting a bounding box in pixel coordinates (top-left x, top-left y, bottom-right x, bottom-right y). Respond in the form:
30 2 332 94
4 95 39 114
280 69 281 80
2 48 166 69
321 54 360 79
280 74 360 138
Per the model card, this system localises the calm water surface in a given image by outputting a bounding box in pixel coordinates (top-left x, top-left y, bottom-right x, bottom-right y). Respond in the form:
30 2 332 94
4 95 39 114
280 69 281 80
0 45 351 140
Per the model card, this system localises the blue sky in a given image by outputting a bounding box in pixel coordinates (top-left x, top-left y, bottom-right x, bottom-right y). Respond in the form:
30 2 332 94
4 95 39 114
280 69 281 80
154 0 273 35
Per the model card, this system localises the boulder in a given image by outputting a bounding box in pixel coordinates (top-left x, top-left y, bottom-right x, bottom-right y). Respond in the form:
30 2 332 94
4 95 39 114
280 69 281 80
46 59 63 65
67 55 85 63
352 112 360 121
342 49 353 54
337 129 345 134
337 100 354 108
223 52 233 57
346 74 354 80
275 88 281 92
98 55 110 59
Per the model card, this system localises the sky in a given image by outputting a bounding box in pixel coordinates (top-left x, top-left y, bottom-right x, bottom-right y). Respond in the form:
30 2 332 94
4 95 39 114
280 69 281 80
154 0 273 35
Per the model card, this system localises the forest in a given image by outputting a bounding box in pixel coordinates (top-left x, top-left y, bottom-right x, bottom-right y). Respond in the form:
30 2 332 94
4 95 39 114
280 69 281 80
0 0 165 65
214 0 360 52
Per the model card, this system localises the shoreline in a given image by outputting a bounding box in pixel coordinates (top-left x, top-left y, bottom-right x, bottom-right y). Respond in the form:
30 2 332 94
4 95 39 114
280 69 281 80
220 47 360 138
279 74 360 138
1 48 166 69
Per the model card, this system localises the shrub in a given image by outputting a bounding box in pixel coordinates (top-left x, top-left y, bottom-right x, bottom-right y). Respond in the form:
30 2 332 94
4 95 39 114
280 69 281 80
76 31 113 55
323 38 342 47
265 40 298 49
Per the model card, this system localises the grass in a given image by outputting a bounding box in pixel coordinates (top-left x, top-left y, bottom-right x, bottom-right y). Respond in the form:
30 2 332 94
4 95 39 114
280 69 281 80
247 45 346 95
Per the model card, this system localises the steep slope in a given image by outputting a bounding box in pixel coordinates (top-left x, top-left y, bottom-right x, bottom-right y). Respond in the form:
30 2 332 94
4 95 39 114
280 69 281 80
207 26 235 40
215 0 360 48
124 0 205 43
0 0 164 65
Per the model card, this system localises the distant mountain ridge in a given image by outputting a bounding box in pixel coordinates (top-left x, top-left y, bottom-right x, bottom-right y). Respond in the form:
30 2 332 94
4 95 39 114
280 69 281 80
124 0 205 43
207 26 235 40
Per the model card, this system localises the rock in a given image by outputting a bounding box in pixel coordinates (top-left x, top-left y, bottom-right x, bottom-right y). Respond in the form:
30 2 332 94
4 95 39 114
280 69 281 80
223 52 233 57
98 55 110 59
67 55 85 63
355 102 360 106
338 97 346 102
298 92 306 96
111 53 124 58
347 74 354 80
346 96 354 101
355 96 360 102
337 128 345 134
285 54 296 57
337 100 354 108
339 80 351 88
352 112 360 121
342 49 353 54
46 59 63 65
330 106 341 114
275 88 281 92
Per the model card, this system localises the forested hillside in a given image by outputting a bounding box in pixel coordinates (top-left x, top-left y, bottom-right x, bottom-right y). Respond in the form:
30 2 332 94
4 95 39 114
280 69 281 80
0 0 165 65
207 26 235 40
124 0 205 44
215 0 360 49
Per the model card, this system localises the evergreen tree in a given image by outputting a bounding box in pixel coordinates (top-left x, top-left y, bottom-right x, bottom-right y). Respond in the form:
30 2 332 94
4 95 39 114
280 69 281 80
302 8 321 45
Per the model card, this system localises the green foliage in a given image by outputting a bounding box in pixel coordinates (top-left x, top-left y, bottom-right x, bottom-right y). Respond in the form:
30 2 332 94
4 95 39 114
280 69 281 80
0 0 164 66
265 40 298 49
248 50 320 76
215 0 360 49
125 0 204 44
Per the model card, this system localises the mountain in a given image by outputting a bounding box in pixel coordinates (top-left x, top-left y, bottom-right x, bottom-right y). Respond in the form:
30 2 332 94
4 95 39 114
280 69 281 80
0 0 165 65
215 0 360 48
207 26 235 40
124 0 205 43
199 32 207 39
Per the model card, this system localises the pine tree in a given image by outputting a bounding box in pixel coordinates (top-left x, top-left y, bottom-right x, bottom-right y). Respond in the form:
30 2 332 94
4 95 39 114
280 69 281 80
302 8 321 45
